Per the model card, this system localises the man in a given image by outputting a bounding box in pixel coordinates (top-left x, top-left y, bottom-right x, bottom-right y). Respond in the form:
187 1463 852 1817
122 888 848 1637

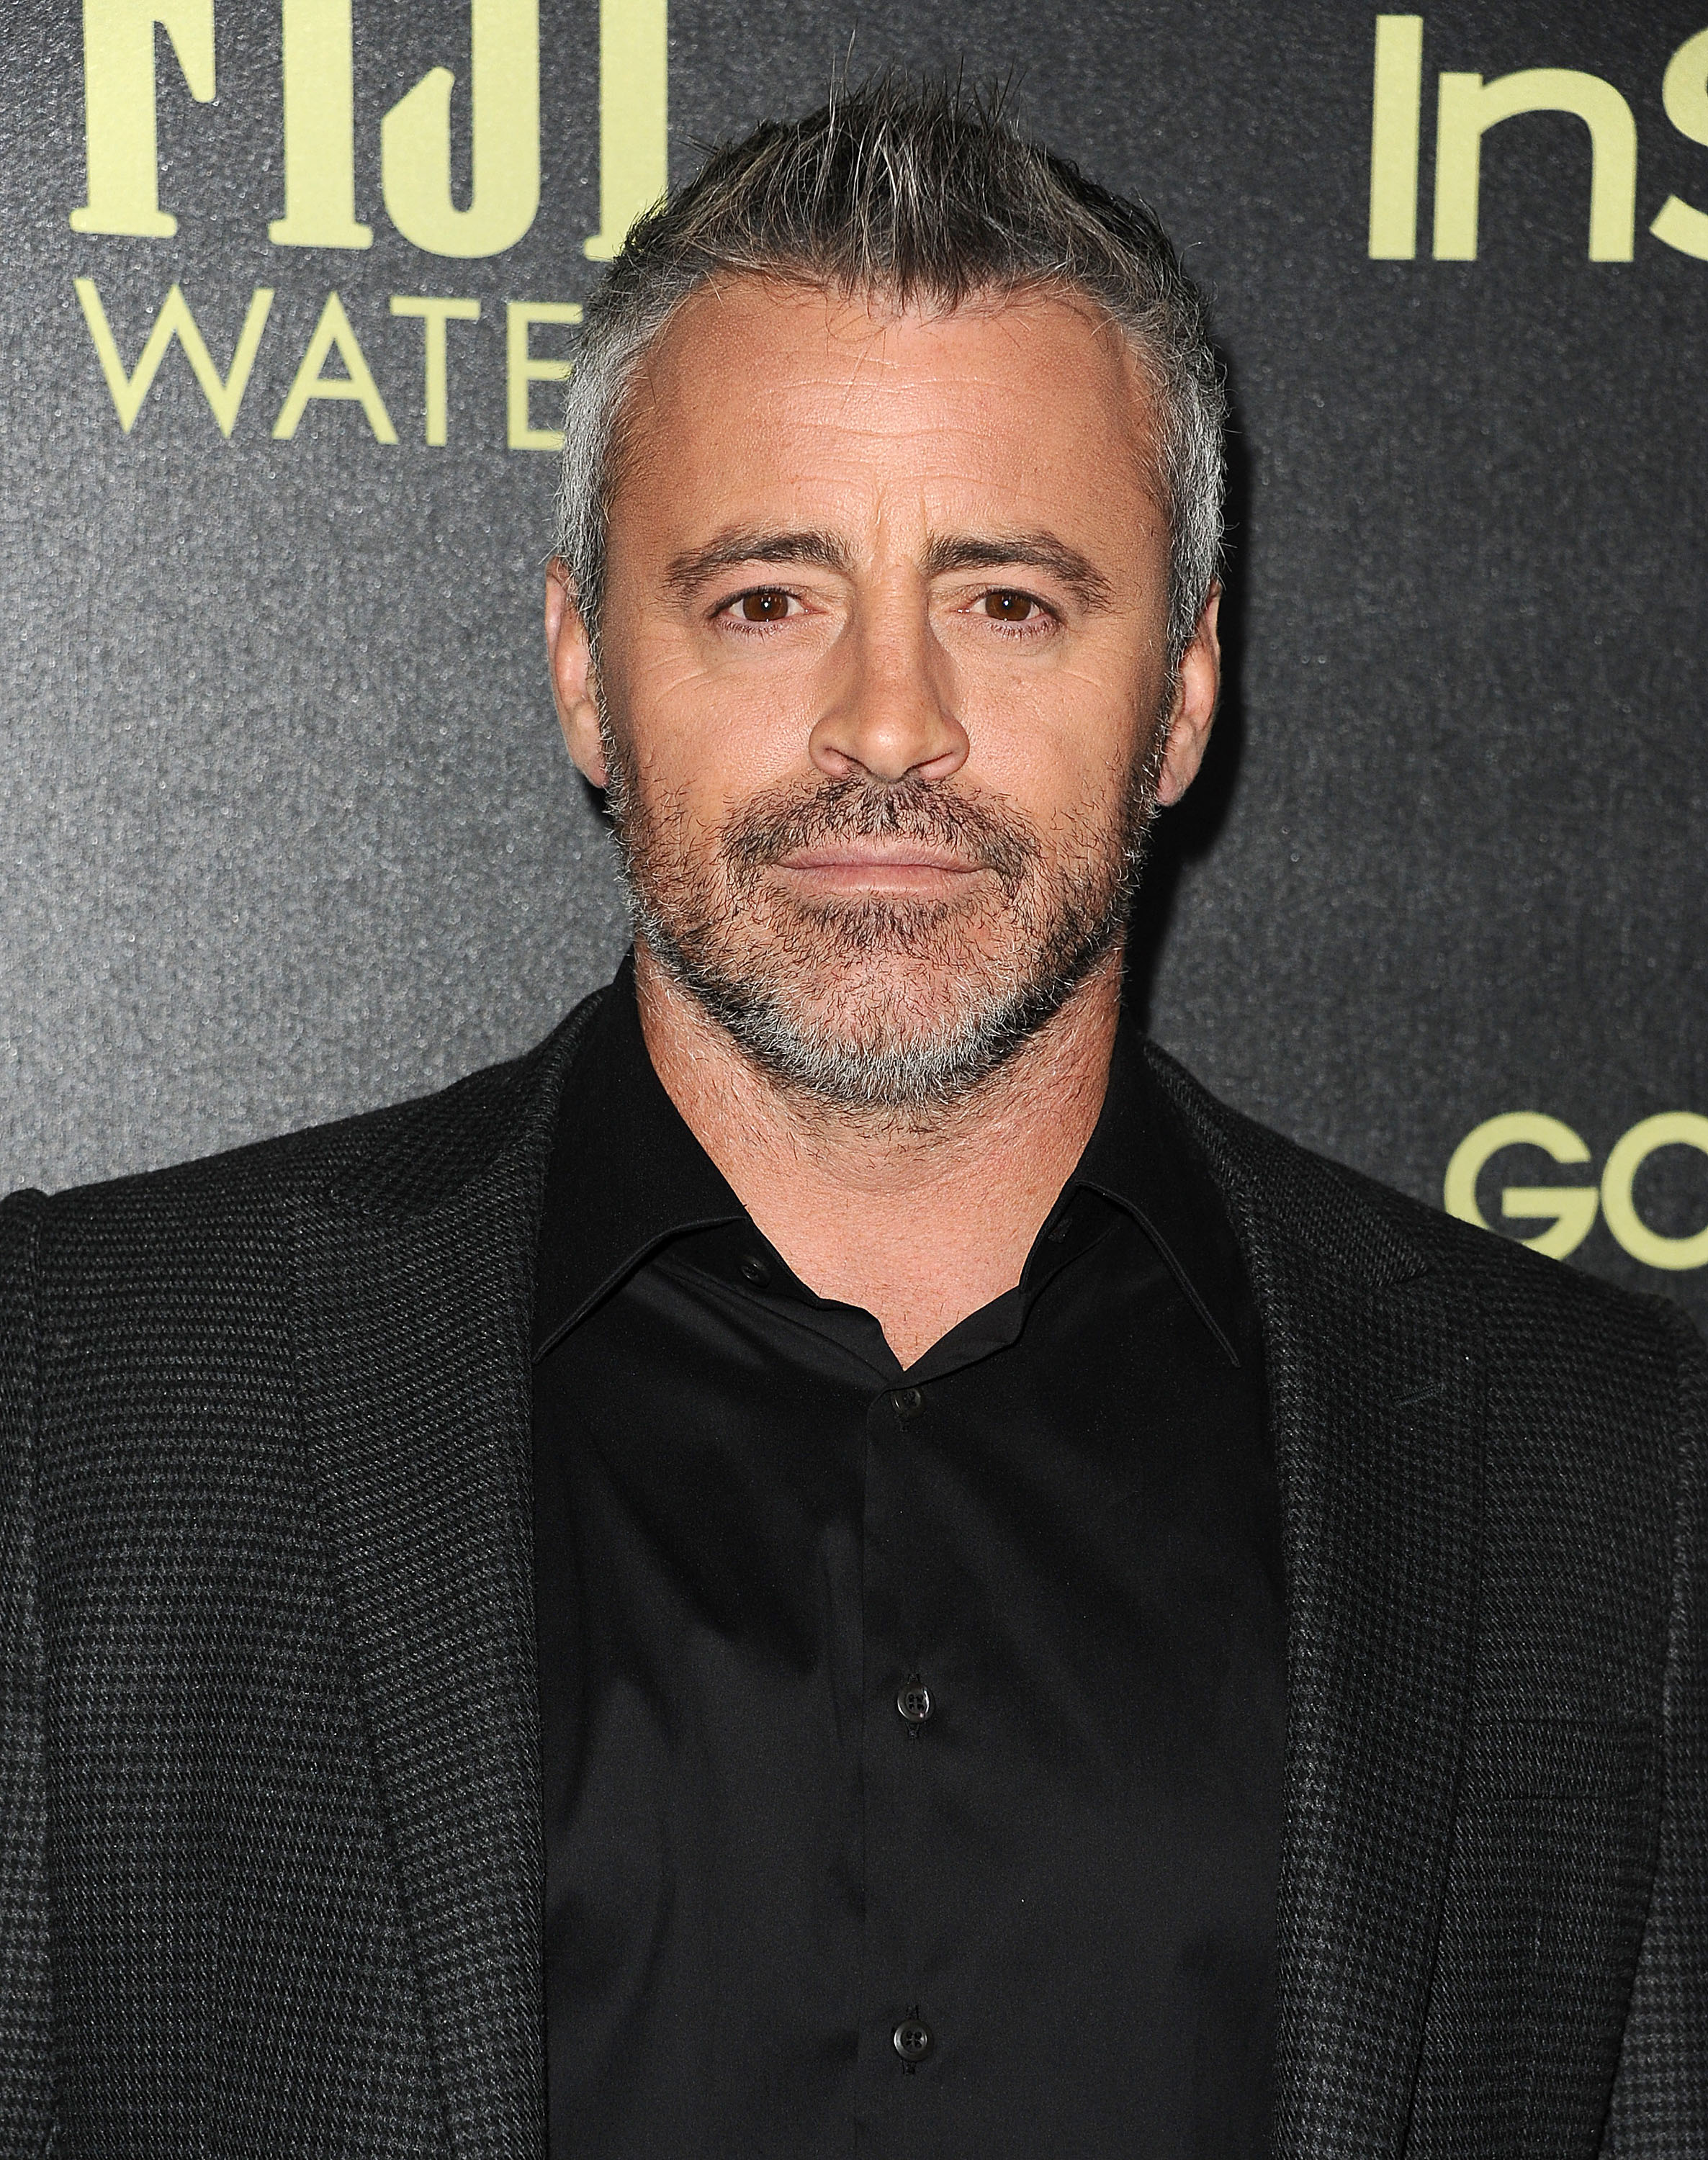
2 78 1702 2160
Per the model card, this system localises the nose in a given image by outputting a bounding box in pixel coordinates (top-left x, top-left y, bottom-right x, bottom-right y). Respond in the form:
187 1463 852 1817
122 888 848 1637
808 595 968 785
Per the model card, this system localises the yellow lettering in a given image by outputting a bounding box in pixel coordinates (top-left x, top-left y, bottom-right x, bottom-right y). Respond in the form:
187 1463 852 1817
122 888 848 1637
1650 27 1708 261
75 277 274 436
1601 1113 1708 1271
1443 1112 1598 1260
506 301 582 450
382 0 539 258
585 0 668 261
269 0 372 248
390 297 480 445
71 0 215 238
273 292 398 442
1434 66 1637 261
1369 16 1424 259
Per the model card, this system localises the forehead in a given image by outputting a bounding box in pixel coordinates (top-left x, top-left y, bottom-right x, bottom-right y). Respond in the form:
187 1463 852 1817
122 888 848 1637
612 275 1167 538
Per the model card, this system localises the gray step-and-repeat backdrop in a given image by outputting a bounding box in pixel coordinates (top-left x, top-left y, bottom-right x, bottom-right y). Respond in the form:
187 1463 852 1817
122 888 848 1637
3 1 1704 1334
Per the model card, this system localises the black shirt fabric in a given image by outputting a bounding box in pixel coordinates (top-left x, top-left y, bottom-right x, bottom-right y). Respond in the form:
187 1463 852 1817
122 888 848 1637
533 964 1285 2160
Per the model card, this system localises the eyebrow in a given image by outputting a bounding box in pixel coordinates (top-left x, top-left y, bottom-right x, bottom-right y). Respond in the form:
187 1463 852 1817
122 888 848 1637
664 528 853 602
922 532 1115 612
663 525 1117 613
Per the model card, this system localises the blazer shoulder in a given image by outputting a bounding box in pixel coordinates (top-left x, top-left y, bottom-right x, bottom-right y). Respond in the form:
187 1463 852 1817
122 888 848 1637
1141 1035 1696 1382
22 987 607 1248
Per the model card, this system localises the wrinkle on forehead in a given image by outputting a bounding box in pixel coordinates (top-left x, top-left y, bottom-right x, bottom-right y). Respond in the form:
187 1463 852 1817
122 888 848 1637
612 273 1167 546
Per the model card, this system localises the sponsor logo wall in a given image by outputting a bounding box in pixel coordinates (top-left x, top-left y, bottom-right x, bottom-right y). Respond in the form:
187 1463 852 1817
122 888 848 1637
3 1 1704 1335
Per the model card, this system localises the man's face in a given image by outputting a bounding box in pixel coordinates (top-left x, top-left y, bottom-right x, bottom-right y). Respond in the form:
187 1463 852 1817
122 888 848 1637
547 278 1219 1111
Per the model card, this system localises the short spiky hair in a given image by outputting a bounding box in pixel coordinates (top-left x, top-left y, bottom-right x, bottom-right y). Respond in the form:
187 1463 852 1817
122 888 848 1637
555 75 1226 670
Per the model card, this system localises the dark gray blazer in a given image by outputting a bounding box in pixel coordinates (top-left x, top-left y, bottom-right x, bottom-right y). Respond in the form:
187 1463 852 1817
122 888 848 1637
3 989 1704 2158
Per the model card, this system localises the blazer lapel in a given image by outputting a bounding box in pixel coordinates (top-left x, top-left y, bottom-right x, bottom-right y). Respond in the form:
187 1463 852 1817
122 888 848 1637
1149 1052 1484 2159
287 1014 593 2160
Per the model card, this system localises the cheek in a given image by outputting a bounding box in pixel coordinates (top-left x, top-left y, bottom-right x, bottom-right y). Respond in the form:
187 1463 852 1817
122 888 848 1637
957 667 1152 829
619 639 828 807
608 696 788 857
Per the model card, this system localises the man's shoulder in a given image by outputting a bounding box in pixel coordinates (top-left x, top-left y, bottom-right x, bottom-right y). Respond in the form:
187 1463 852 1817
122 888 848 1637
4 991 609 1318
1141 1036 1700 1387
13 991 606 1236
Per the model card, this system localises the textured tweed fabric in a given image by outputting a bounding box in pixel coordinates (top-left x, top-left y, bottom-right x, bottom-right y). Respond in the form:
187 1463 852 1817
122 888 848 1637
2 989 1702 2158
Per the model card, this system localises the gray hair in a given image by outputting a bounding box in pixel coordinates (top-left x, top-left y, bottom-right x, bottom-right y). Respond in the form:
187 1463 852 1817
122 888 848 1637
554 75 1226 672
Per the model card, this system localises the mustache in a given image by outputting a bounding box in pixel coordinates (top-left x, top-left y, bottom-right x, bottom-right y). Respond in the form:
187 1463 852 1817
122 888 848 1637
719 775 1040 895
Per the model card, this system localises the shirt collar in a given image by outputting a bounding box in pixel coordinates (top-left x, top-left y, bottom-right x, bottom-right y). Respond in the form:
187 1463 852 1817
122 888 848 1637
532 955 744 1362
1066 1021 1249 1368
533 958 1249 1369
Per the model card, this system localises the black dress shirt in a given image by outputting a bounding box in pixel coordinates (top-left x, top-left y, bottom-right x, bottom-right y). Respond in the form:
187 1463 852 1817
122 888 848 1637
532 963 1285 2159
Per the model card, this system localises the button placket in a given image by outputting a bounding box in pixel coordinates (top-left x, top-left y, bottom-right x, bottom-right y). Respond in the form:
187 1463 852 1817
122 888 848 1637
863 1380 943 2098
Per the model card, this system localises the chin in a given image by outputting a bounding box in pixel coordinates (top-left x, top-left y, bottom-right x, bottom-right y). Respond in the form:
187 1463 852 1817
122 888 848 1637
632 850 1128 1112
686 924 1094 1115
756 906 1031 1019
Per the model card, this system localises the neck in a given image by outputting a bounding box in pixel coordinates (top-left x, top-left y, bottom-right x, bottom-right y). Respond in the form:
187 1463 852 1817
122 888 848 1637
633 945 1124 1368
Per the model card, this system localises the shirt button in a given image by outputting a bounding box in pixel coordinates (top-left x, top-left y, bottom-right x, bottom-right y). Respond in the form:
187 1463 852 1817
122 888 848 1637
893 2017 932 2064
890 1385 923 1423
740 1255 770 1287
896 1677 932 1725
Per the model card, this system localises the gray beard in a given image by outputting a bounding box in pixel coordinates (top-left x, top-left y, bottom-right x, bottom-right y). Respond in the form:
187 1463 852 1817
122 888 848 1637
601 719 1168 1117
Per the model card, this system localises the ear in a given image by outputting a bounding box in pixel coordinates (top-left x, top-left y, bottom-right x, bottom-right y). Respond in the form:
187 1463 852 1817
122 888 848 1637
545 558 607 788
1154 583 1221 806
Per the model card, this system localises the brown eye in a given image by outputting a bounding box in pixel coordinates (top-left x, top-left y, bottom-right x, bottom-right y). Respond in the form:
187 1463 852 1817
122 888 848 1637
738 590 791 622
981 590 1035 621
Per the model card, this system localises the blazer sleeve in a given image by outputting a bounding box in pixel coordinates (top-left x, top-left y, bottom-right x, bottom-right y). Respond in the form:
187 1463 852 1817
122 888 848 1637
1603 1302 1708 2154
0 1189 53 2152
